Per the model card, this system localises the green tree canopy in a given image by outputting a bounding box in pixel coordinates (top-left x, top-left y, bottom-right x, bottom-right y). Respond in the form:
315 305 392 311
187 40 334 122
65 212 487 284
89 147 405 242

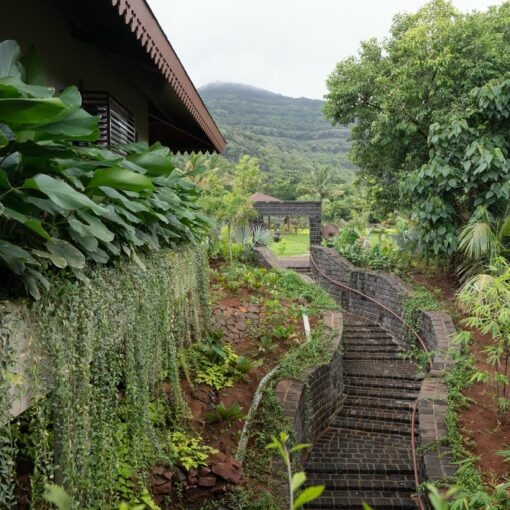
324 0 510 218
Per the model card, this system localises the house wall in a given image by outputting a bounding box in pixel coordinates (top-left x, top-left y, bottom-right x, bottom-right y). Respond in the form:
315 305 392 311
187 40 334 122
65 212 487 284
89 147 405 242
2 0 149 142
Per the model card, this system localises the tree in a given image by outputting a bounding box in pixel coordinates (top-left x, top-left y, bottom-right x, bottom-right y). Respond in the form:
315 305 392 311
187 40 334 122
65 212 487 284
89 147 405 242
324 1 510 216
232 155 263 196
405 75 510 257
298 166 333 200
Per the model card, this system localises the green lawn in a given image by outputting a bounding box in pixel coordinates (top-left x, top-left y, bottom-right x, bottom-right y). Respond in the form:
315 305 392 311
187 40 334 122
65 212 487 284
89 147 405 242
268 233 309 257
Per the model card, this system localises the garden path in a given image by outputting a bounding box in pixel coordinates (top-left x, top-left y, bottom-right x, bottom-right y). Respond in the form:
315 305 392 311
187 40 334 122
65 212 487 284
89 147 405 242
304 315 423 510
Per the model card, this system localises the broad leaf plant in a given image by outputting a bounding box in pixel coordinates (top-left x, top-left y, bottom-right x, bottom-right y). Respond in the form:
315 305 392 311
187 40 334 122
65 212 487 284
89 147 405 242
0 40 209 298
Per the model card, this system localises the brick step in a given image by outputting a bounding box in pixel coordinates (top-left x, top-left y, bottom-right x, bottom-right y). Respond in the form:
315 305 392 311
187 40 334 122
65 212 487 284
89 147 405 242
346 376 422 392
304 494 417 509
308 444 412 465
345 370 423 382
343 331 393 340
305 473 416 492
305 458 415 475
345 362 424 381
344 395 414 410
344 352 404 361
314 428 411 450
344 339 398 348
331 417 417 436
346 345 403 353
337 405 415 425
344 385 418 400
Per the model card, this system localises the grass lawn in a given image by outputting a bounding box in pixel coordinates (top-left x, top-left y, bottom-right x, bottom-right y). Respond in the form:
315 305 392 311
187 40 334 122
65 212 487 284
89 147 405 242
268 232 309 257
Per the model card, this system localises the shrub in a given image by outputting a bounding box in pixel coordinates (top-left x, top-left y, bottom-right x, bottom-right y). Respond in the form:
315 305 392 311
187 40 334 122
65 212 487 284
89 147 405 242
0 40 208 298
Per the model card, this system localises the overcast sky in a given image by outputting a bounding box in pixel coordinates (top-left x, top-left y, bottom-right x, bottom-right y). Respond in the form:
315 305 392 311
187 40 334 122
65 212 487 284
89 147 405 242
147 0 504 100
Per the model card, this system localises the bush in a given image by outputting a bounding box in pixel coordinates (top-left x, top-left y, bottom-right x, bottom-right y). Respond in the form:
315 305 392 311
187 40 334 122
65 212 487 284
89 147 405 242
334 240 402 272
0 40 208 298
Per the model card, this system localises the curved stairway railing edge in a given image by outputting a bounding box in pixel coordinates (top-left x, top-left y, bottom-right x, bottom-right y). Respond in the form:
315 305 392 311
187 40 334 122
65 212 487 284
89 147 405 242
309 245 458 510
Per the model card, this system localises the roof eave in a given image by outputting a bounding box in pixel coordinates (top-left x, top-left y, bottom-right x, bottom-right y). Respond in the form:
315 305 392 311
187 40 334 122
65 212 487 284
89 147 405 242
111 0 225 153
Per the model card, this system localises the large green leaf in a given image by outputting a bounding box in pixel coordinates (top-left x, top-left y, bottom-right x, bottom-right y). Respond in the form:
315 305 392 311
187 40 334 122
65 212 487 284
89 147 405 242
0 77 54 99
1 206 51 239
126 145 174 176
20 46 45 85
70 211 114 242
88 167 154 192
0 122 14 148
99 186 149 213
0 97 66 127
0 40 22 79
32 249 67 268
46 239 85 269
35 107 99 141
23 174 107 215
0 239 37 274
293 486 325 509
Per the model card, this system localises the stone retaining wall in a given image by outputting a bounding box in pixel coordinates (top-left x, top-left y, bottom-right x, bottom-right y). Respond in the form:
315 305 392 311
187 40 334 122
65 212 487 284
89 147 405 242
275 311 344 444
309 245 457 487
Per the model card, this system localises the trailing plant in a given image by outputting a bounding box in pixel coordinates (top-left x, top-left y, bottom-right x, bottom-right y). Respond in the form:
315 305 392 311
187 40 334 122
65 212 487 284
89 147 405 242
1 247 210 508
0 40 209 298
401 285 441 347
204 402 245 423
266 432 324 510
168 431 218 471
444 334 488 496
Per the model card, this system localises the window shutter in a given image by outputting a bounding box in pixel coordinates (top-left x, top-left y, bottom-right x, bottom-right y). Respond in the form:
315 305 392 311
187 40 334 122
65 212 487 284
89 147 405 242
81 91 136 147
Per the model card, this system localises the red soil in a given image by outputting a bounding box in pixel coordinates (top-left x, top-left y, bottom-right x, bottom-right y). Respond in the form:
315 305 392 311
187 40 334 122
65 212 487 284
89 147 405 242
409 268 510 483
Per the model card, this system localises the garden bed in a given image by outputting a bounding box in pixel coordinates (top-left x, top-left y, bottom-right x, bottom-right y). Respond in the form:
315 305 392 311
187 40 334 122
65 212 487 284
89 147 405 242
168 262 336 509
409 268 510 485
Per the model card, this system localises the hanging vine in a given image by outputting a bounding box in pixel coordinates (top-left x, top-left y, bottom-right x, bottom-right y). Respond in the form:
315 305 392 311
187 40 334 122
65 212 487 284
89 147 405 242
0 246 210 509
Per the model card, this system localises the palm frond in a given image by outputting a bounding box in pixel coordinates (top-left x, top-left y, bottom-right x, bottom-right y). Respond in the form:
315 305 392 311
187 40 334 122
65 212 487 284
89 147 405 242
458 220 497 260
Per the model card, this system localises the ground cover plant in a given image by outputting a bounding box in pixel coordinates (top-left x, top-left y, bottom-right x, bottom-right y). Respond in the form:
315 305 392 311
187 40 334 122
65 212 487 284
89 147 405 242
164 261 337 508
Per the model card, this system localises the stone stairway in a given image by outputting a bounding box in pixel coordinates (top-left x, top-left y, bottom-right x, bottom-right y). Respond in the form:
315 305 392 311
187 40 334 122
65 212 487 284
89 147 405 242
304 316 424 509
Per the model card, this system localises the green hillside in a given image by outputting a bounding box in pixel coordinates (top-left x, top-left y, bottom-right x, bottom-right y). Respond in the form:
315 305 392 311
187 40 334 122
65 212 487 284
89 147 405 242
199 82 353 180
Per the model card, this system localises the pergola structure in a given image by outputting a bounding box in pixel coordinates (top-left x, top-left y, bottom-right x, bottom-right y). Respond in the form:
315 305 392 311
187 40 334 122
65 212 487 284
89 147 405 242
251 198 322 245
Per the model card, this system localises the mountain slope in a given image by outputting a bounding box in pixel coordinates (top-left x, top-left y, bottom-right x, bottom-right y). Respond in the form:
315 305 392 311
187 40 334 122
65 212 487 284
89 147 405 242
199 82 353 177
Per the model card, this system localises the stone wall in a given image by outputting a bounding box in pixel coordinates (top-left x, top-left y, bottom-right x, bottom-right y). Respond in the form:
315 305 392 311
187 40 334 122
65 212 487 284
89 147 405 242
309 245 457 487
275 311 344 444
253 201 322 245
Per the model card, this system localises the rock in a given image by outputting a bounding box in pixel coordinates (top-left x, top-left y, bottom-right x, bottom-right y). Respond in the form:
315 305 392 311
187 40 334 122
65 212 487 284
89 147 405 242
198 475 217 487
188 468 199 485
153 480 172 495
211 459 243 484
207 451 227 465
163 469 173 480
154 475 168 486
199 466 212 476
236 322 247 331
177 468 187 482
153 464 166 476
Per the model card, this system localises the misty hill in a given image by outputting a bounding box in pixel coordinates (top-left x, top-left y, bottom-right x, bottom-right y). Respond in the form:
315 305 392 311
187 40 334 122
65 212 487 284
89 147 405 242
199 82 353 177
